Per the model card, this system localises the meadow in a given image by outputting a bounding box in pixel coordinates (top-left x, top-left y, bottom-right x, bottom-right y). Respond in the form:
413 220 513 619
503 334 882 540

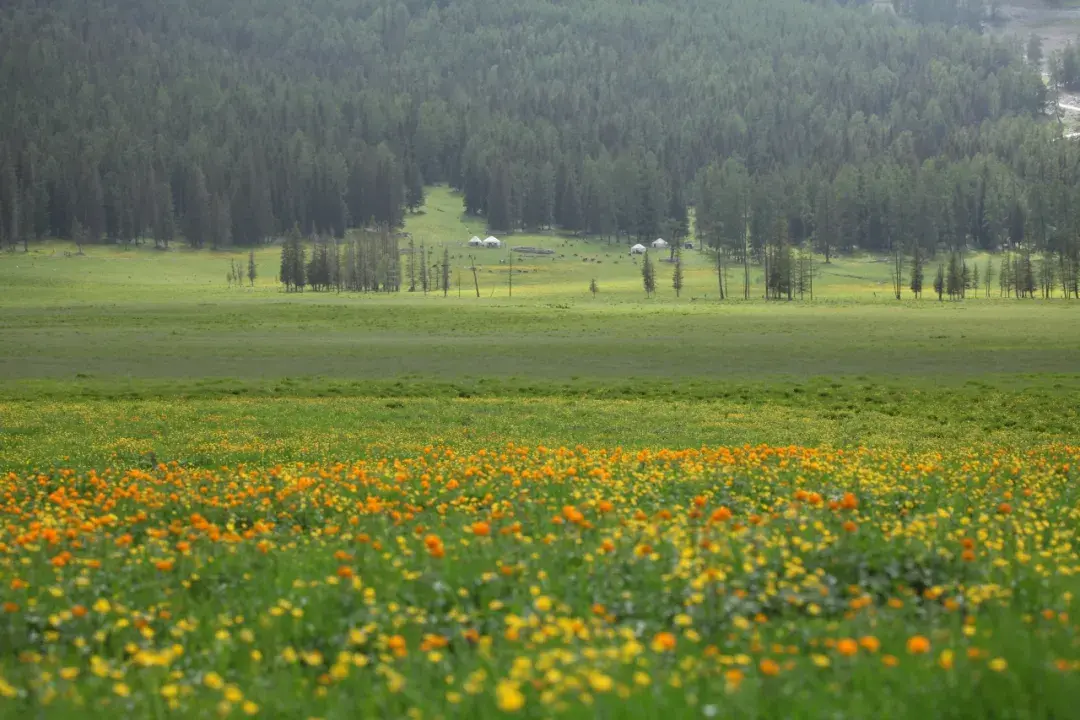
2 186 1080 717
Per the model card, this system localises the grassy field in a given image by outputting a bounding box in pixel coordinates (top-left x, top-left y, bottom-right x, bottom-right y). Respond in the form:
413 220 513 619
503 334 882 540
2 186 1080 717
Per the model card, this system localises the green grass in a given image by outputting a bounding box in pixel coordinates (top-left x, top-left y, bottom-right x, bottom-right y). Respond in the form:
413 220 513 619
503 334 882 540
2 185 1080 467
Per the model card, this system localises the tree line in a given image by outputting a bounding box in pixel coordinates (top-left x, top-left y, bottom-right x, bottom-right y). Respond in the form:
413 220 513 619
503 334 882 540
0 0 1058 255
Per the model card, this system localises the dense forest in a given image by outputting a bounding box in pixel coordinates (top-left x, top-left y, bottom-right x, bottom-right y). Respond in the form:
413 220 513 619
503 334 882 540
0 0 1077 291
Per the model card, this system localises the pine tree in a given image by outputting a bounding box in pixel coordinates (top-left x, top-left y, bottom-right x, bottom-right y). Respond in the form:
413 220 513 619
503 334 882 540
248 250 257 287
971 262 980 296
946 252 962 300
909 243 924 298
984 257 994 298
280 239 291 291
589 278 598 298
934 263 945 301
642 249 656 298
672 243 684 298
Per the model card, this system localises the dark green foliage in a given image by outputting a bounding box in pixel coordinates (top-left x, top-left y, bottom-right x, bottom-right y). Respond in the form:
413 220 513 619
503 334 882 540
641 250 656 298
672 244 684 298
0 0 1064 255
279 225 307 292
909 244 924 298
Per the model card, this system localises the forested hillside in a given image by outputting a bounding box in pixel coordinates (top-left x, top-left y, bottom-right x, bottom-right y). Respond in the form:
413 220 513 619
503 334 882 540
0 0 1075 274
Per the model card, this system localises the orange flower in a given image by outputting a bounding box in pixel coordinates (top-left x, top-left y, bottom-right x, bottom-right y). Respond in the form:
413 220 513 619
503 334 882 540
724 668 744 690
388 635 407 657
470 521 490 537
997 502 1012 515
842 521 858 533
836 638 858 657
2 602 19 613
858 636 880 653
710 507 732 523
961 549 976 562
906 635 931 655
651 632 677 652
154 559 174 572
882 654 899 667
336 565 354 578
597 500 614 514
693 495 707 508
840 492 858 510
758 658 780 677
71 604 88 618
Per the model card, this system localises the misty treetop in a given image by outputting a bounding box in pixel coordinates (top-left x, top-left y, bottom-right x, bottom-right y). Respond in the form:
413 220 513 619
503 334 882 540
0 0 1059 254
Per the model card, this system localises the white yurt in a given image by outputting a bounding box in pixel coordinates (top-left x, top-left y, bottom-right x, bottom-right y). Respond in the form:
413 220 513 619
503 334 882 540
468 236 484 247
651 238 669 249
630 243 647 255
483 236 501 248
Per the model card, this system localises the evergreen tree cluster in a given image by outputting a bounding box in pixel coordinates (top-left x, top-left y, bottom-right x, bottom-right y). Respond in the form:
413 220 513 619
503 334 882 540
279 227 402 293
695 141 1080 300
0 0 1055 252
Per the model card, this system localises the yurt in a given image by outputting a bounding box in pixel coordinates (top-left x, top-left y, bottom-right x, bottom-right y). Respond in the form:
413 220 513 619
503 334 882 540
483 236 502 248
468 236 484 247
630 243 647 255
651 238 669 249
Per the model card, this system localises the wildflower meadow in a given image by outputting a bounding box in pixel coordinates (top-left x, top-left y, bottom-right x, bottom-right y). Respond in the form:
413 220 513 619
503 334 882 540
2 444 1079 717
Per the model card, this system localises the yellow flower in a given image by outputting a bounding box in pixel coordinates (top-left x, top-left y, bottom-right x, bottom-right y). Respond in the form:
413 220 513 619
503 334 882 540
495 680 525 712
113 682 131 698
989 658 1008 672
533 596 552 613
811 654 831 668
242 701 260 716
0 677 18 698
225 685 244 703
161 684 179 699
93 599 111 614
59 667 80 680
587 672 613 693
938 650 954 670
385 669 406 693
204 672 225 690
